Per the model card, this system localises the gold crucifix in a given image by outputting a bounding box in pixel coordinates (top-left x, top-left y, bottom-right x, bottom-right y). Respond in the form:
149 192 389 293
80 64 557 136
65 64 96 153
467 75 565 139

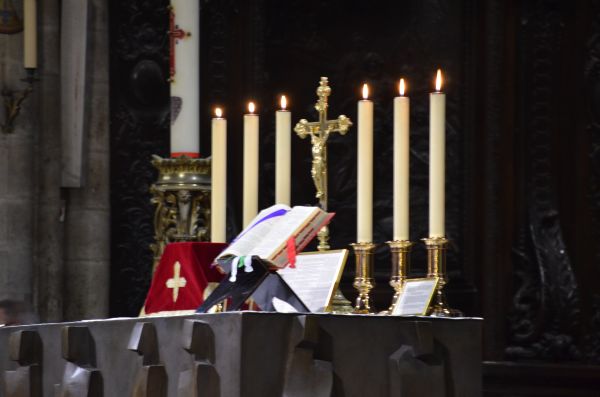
295 77 353 250
166 261 187 302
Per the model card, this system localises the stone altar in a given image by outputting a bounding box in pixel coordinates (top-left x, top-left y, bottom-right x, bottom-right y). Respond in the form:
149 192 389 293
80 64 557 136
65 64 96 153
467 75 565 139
0 312 482 396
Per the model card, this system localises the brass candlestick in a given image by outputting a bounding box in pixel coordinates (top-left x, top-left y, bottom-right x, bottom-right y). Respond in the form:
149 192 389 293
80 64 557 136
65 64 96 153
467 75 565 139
150 155 211 270
423 237 462 317
351 242 377 314
384 240 413 314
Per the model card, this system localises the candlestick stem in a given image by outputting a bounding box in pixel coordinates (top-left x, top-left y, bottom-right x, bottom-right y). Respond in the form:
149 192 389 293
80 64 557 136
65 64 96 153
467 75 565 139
423 237 462 317
351 242 377 314
383 240 413 314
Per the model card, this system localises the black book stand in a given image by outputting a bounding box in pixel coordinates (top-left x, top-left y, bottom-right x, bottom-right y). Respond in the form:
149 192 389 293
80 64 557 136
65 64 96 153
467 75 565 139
196 256 308 313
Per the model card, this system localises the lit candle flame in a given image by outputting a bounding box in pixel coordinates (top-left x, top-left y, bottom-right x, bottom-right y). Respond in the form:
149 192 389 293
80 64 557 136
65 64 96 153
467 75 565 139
248 101 255 114
215 107 223 118
399 78 406 96
362 83 369 100
280 95 287 110
435 69 443 92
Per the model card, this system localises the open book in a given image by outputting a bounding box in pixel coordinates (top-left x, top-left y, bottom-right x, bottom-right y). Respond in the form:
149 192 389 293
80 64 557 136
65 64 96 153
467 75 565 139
217 204 334 268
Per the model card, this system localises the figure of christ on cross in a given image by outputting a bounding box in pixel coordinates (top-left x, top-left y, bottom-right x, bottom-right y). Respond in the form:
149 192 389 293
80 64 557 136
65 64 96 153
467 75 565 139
168 7 191 80
294 77 353 251
166 261 187 303
294 77 353 212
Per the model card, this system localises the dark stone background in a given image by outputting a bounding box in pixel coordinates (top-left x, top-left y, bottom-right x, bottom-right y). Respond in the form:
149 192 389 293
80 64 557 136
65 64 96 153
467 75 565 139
109 0 600 394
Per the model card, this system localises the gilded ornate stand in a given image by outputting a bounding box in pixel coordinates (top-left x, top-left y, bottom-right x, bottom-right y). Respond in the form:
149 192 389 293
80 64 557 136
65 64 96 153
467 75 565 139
383 240 413 314
423 237 462 317
351 242 377 314
150 155 211 270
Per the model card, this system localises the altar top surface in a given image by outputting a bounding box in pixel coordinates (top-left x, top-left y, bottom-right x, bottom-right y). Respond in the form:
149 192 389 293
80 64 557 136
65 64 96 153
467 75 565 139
0 310 483 328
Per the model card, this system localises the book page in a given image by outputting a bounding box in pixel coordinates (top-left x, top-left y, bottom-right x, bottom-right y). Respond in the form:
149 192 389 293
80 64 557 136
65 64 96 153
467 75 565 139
392 278 439 316
251 206 318 259
277 250 349 312
218 204 290 258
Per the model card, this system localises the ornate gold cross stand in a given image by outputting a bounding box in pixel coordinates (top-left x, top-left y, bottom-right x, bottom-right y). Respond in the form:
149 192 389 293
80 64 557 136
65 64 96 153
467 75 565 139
294 77 354 312
294 77 352 251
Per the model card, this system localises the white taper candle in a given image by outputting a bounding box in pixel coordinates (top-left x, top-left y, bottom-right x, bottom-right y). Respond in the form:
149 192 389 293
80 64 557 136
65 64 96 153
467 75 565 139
243 102 259 227
393 79 410 241
23 0 37 69
170 0 200 157
211 108 227 242
357 84 374 243
275 96 291 206
429 70 446 238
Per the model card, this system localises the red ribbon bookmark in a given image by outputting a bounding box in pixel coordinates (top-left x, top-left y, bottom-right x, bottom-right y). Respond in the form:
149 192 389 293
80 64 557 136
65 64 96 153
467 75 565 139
286 237 297 268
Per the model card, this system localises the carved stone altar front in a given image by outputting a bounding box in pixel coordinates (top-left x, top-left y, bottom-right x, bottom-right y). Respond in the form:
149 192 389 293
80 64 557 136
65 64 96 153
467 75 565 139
0 313 482 396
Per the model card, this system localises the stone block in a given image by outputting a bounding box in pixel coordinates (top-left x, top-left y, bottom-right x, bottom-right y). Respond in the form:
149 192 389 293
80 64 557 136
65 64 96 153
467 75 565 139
64 259 109 320
6 34 23 68
40 24 60 76
4 333 42 397
88 30 109 84
5 200 34 246
128 322 167 397
87 82 110 152
0 144 8 197
5 139 34 198
38 79 61 138
0 203 7 242
0 250 9 298
128 322 159 366
58 326 103 396
66 152 109 210
2 248 32 301
64 208 109 261
90 0 108 37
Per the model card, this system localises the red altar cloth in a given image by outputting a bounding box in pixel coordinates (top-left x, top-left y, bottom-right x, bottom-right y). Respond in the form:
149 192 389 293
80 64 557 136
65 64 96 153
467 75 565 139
143 242 227 315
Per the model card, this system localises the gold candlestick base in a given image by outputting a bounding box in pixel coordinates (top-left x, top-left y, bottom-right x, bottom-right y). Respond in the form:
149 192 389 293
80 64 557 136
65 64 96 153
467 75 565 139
382 240 413 314
351 242 377 314
423 237 462 317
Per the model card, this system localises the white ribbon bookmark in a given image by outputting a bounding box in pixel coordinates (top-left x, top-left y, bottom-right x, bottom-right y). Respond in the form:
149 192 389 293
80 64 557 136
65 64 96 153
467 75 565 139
229 256 254 283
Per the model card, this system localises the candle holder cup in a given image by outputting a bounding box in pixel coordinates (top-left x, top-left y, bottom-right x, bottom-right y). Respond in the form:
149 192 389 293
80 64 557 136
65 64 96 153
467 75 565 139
351 242 377 314
423 237 462 317
382 240 413 314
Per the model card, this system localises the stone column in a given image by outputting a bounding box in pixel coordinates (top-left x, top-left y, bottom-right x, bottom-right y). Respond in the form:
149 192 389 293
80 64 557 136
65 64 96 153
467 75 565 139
0 3 36 305
63 0 110 320
34 0 64 322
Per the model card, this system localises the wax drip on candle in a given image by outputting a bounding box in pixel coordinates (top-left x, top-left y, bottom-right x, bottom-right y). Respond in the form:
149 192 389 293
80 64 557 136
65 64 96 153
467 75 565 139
399 78 406 96
435 69 443 92
215 107 223 118
280 95 287 110
362 83 369 100
248 101 256 114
